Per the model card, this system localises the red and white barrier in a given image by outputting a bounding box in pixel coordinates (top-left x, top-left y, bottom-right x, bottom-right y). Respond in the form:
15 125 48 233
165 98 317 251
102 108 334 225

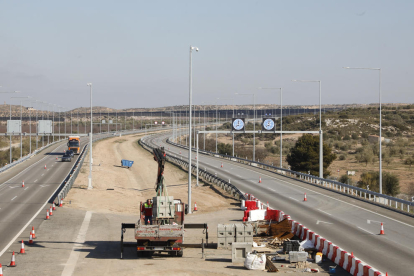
239 192 385 276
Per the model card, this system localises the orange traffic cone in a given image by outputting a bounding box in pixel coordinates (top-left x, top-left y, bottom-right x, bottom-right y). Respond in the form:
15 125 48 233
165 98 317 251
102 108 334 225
259 177 262 183
29 233 33 244
9 251 16 267
179 151 181 154
49 206 53 216
19 240 25 254
52 203 56 211
380 222 385 235
31 226 36 239
0 263 3 275
221 162 223 168
46 210 50 219
194 202 198 211
22 181 24 188
44 164 47 169
304 193 307 202
59 198 63 207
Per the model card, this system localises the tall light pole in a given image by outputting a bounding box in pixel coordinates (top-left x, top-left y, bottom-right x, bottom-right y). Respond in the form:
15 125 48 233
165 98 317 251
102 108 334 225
188 45 199 214
259 87 283 168
11 96 30 159
87 83 93 190
235 93 256 161
343 67 382 194
292 80 323 178
4 91 20 163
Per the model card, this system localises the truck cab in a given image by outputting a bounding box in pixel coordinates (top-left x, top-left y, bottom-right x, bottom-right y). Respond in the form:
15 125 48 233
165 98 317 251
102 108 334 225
67 136 81 154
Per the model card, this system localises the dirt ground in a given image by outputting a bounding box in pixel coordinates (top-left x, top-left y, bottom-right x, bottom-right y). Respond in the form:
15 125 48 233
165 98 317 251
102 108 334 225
65 133 236 215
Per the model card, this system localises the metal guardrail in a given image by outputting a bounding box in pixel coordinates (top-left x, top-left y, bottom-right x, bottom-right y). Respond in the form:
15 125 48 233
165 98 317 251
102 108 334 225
139 135 247 201
166 135 414 215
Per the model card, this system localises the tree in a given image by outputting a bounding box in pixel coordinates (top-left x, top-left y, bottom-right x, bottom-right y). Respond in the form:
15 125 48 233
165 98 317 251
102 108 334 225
339 174 350 184
357 171 400 196
217 143 232 155
286 134 336 177
404 157 414 169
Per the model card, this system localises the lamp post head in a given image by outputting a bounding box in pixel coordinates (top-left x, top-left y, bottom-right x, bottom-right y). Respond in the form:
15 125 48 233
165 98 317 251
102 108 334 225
190 46 199 52
87 83 92 86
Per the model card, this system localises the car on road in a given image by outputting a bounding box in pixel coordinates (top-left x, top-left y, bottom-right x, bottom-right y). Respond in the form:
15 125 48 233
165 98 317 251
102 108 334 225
67 150 74 157
62 151 72 162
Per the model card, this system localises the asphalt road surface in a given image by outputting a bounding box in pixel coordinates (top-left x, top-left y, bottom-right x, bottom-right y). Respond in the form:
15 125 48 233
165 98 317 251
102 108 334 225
147 132 414 276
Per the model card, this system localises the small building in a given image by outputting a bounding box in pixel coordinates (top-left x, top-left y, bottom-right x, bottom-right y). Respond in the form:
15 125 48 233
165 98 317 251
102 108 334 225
347 171 356 176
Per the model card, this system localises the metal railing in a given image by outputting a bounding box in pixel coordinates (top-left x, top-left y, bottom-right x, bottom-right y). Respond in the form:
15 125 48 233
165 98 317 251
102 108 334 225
167 135 414 215
139 135 246 201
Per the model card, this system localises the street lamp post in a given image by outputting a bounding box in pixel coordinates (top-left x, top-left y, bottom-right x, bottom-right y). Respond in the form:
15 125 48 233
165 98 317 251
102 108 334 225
292 80 323 178
87 83 93 189
188 45 199 214
11 96 30 159
343 67 382 194
259 87 283 168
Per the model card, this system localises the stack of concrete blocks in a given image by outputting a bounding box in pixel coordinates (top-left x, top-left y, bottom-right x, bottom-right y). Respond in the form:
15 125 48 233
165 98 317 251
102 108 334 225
152 196 175 218
217 223 254 249
235 223 253 243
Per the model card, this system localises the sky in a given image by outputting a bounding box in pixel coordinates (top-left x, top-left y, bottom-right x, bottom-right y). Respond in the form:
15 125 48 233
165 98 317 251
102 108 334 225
0 0 413 110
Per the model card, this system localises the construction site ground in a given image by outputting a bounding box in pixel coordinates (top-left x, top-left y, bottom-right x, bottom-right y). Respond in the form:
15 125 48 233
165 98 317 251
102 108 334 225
0 133 347 275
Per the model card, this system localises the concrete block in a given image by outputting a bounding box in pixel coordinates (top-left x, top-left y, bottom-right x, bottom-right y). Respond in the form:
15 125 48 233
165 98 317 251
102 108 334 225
244 223 253 232
225 238 233 249
217 237 226 249
236 236 245 242
235 224 245 237
244 236 253 243
217 224 226 238
232 242 253 263
225 224 235 237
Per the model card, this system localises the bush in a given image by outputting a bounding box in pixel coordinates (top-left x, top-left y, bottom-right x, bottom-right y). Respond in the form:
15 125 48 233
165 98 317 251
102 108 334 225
339 154 346 160
339 174 350 184
357 171 400 196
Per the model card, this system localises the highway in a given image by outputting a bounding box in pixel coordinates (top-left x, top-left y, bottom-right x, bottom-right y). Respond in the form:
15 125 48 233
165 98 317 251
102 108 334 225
0 137 92 257
147 132 414 276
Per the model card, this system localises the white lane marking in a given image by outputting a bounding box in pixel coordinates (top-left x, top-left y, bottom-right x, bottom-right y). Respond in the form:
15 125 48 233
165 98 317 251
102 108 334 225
39 185 49 188
268 188 276 192
41 174 44 176
289 197 299 202
357 226 375 235
318 209 332 216
0 142 64 188
11 196 17 201
224 170 229 172
316 220 333 225
367 220 382 224
61 211 93 276
24 187 29 191
34 179 38 183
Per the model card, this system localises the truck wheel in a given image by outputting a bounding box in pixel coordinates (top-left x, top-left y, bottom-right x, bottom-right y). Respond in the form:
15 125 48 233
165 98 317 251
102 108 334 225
137 251 144 258
177 251 183 257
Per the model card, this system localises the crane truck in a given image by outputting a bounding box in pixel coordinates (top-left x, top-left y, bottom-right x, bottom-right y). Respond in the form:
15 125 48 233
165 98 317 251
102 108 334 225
121 147 185 258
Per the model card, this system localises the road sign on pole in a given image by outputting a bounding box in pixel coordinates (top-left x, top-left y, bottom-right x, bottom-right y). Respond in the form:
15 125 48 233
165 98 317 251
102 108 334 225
38 120 53 134
7 120 21 134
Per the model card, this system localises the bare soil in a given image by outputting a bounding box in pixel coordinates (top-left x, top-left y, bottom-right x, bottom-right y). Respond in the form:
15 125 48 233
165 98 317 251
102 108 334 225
65 133 235 215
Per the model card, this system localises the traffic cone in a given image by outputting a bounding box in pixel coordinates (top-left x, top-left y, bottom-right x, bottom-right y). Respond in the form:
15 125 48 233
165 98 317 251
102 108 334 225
380 222 385 235
19 240 25 254
44 164 47 169
59 198 63 207
31 227 36 239
49 206 53 216
179 151 181 154
259 177 262 183
56 157 58 160
29 233 33 244
22 181 24 188
52 203 56 211
221 162 223 168
304 193 307 202
147 218 150 225
0 263 3 276
194 202 198 211
46 210 50 219
9 251 16 267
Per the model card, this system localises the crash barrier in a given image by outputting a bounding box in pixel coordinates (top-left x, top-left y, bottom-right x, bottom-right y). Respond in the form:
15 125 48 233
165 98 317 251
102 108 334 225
139 136 246 201
167 136 414 215
0 138 65 174
242 192 385 276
